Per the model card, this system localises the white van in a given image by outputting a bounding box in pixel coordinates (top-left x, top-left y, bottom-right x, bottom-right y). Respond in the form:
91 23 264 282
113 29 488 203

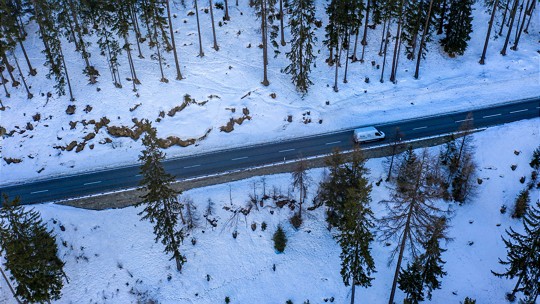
353 126 385 143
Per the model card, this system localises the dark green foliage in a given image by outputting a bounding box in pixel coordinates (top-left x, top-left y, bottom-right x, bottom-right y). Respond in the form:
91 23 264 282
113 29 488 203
398 260 424 303
440 0 474 56
286 300 293 304
225 296 231 303
137 122 186 272
463 297 476 304
0 195 66 303
493 201 540 302
284 0 317 94
512 189 529 219
530 146 540 171
273 224 287 253
402 0 435 60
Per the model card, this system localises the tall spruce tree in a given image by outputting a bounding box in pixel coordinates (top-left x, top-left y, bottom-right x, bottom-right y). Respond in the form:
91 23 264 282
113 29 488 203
440 0 474 57
137 123 186 272
253 0 278 86
333 149 376 304
0 195 66 303
493 201 540 302
284 0 316 94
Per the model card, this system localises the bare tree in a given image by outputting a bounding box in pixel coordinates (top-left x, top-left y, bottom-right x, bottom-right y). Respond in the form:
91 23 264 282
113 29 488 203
292 157 311 221
379 148 448 304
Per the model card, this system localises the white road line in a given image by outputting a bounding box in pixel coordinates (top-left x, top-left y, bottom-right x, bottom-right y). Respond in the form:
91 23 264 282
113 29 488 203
413 126 428 130
30 190 49 194
83 181 102 186
232 156 248 161
184 164 201 169
510 109 528 114
483 113 501 119
279 149 295 153
134 174 142 177
455 118 473 123
325 141 341 145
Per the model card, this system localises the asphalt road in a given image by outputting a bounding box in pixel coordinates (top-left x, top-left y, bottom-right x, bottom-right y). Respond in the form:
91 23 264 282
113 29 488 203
1 97 539 205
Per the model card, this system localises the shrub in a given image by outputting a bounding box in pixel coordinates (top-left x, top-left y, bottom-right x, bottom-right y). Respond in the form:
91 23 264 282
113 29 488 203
273 225 287 253
512 189 530 219
463 297 476 304
290 213 302 229
261 222 267 231
225 296 230 303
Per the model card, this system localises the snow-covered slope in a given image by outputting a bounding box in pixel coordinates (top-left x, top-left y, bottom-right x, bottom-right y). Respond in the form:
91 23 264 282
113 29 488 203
0 118 534 304
0 1 538 185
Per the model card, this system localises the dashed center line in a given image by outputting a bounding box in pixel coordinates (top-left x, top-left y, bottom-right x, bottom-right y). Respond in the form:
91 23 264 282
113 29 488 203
232 156 248 161
134 174 142 177
30 190 49 194
483 113 501 119
279 149 295 153
83 181 102 186
509 109 528 114
413 126 428 130
325 141 341 145
455 118 473 123
184 164 201 169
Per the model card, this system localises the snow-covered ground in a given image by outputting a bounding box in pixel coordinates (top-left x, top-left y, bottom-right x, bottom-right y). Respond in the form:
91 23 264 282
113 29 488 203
0 1 538 185
0 118 538 303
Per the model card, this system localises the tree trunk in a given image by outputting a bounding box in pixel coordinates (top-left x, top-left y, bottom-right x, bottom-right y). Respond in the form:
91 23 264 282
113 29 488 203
125 36 139 92
67 0 97 84
479 0 499 65
209 0 219 51
166 0 183 79
279 0 286 46
333 39 342 92
343 30 351 83
389 0 404 83
59 46 75 101
388 203 414 304
224 0 231 20
499 0 510 36
351 26 360 62
513 0 524 42
359 0 371 63
414 0 435 79
501 0 519 55
261 0 270 86
523 0 535 33
437 0 447 34
17 40 36 76
194 0 205 57
0 68 10 97
1 55 20 87
130 5 145 59
12 53 32 99
378 18 387 56
510 0 531 50
380 24 391 83
350 283 356 304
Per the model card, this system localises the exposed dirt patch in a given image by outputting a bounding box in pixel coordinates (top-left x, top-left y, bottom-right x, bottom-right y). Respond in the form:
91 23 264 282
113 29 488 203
166 94 209 118
3 157 22 165
220 108 251 133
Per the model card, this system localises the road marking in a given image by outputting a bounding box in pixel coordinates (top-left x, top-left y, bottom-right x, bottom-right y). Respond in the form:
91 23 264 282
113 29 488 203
30 190 48 194
134 174 142 177
483 113 501 118
184 164 201 169
413 126 428 130
510 109 528 114
325 141 341 145
83 181 102 186
455 118 473 123
232 156 248 161
279 149 295 153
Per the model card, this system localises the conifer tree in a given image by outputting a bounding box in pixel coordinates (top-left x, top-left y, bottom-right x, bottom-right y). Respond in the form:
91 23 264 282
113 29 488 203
440 0 474 57
493 201 540 302
291 157 310 222
284 0 316 94
273 224 287 253
253 0 278 86
0 195 66 303
379 148 447 304
137 122 186 272
332 148 376 304
512 189 530 219
398 259 424 303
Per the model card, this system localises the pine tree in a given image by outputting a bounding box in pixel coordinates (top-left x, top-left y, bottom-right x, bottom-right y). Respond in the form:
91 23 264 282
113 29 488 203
0 195 66 303
137 122 186 272
418 217 448 300
493 201 540 302
398 260 424 304
273 224 287 253
530 146 540 170
332 148 376 304
284 0 316 94
511 189 530 219
253 0 278 86
291 157 310 222
440 0 473 57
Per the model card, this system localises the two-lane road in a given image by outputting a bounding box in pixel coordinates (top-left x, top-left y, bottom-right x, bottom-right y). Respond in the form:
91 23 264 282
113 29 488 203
1 97 538 205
